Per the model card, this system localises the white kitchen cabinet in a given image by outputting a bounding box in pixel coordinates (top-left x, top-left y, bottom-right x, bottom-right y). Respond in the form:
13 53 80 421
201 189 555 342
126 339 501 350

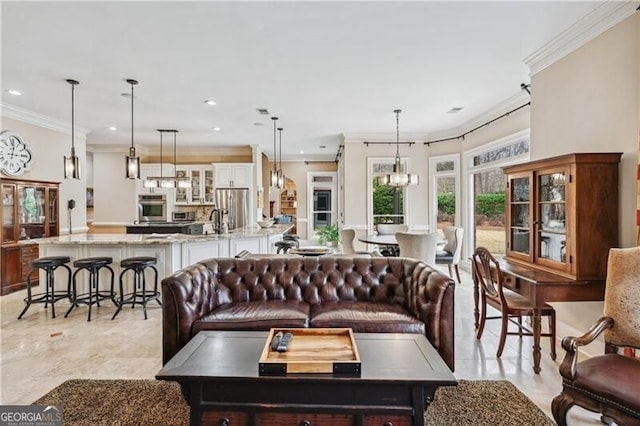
213 163 252 188
174 165 214 205
139 163 175 194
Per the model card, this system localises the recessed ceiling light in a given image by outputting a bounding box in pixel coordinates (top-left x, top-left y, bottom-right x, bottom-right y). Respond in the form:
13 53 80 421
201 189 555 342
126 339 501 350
108 126 117 131
319 145 326 149
300 150 305 154
204 100 216 106
253 122 264 126
121 93 134 99
446 107 464 114
212 127 221 132
7 89 21 96
256 108 269 115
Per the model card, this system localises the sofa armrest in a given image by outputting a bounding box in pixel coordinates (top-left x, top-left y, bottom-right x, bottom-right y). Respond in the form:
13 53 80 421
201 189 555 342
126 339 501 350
559 316 614 380
162 261 221 364
409 261 456 371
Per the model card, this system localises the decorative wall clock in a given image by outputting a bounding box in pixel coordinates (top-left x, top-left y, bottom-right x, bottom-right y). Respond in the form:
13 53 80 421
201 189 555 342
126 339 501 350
0 131 33 176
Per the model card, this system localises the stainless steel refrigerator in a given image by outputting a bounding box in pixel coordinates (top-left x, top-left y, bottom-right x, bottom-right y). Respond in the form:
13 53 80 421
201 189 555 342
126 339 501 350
215 188 249 230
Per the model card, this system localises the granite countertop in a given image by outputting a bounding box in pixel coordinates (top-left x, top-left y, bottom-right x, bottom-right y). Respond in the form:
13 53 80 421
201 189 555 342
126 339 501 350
29 224 294 245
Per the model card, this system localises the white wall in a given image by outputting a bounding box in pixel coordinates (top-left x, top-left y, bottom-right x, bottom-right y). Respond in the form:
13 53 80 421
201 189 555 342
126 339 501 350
92 150 138 224
530 14 640 352
0 115 88 234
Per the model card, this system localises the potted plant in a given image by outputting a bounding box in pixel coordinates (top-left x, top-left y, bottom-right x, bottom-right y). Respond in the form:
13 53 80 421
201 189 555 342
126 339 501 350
317 223 340 247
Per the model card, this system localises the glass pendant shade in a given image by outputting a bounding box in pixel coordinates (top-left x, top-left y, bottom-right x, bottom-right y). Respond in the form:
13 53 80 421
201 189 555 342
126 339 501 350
64 148 80 179
378 156 419 187
143 179 158 189
270 170 279 187
126 146 140 179
64 79 80 179
125 79 140 179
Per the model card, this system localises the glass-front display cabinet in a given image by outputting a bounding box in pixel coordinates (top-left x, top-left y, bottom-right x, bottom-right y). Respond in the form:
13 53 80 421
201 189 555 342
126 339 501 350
504 153 621 280
1 178 60 295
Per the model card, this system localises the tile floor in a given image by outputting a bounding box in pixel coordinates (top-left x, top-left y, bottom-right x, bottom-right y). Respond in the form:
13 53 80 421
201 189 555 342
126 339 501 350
0 265 602 424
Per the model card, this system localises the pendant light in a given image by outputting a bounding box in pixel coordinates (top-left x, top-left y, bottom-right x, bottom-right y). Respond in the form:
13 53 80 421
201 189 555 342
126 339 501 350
124 79 140 179
378 109 419 187
172 130 191 188
269 117 279 187
277 127 285 189
64 79 80 179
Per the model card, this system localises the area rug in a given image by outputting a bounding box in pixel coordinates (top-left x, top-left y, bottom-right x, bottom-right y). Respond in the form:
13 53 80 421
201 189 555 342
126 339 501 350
33 379 554 425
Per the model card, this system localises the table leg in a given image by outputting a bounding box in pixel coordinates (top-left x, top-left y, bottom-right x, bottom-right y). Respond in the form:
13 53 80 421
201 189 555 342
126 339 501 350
532 310 542 374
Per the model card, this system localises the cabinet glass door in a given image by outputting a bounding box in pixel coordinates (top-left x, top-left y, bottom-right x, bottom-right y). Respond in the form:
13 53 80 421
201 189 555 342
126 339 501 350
509 175 531 256
537 171 566 264
18 185 46 239
175 168 189 203
190 169 201 203
2 184 16 243
203 169 214 203
48 188 59 237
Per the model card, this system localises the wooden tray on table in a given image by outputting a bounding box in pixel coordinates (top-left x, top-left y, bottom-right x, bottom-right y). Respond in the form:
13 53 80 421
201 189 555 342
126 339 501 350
258 328 361 376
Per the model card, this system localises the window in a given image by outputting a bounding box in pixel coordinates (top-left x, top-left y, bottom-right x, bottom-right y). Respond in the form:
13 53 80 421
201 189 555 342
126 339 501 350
429 154 460 238
463 130 530 258
368 158 408 231
307 172 337 237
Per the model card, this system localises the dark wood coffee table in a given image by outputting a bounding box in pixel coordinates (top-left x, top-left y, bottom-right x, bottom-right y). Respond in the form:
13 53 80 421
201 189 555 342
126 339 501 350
157 331 456 426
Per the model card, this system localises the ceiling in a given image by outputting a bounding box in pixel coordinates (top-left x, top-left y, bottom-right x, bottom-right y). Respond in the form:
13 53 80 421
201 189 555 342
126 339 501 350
1 1 604 161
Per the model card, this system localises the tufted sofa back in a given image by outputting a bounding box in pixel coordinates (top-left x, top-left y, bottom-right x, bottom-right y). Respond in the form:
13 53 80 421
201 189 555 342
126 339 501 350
162 256 455 369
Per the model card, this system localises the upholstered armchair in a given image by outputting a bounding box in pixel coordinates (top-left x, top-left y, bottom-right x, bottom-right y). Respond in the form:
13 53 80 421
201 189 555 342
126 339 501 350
375 224 408 256
340 228 375 255
436 226 464 282
396 232 439 266
551 247 640 426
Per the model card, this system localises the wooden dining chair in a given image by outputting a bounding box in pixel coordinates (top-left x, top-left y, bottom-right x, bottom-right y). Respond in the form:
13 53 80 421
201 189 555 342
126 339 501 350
472 246 556 360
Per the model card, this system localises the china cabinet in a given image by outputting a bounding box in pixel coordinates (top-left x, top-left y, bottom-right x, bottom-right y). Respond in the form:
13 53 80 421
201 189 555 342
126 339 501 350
1 178 60 295
174 165 214 205
503 153 621 280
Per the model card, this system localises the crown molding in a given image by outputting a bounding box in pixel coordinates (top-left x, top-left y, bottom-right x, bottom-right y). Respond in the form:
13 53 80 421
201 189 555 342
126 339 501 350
524 1 638 76
1 102 90 138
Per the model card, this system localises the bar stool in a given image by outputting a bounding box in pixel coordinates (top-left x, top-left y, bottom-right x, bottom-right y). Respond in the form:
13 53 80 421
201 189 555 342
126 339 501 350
275 240 297 254
112 256 160 320
65 257 116 321
18 256 72 319
283 234 300 248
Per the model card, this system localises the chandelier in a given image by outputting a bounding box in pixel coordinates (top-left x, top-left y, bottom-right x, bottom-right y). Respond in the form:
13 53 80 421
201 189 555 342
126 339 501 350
143 130 191 189
378 109 419 187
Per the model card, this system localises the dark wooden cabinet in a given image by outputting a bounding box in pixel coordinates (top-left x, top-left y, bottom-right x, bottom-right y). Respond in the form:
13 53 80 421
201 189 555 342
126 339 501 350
1 178 60 295
503 153 621 280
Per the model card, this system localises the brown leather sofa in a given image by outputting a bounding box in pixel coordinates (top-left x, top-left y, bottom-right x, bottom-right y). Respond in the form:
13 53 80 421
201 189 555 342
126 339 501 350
162 256 456 371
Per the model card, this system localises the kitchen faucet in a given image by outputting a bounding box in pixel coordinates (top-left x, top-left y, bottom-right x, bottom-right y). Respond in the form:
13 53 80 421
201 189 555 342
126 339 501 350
209 207 227 234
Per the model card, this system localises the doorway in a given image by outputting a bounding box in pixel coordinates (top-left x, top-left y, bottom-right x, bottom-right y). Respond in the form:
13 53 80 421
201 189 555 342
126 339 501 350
307 172 337 238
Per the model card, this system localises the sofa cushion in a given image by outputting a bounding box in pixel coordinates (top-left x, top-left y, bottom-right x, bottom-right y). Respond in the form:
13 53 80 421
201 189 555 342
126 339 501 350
309 301 426 334
193 300 309 333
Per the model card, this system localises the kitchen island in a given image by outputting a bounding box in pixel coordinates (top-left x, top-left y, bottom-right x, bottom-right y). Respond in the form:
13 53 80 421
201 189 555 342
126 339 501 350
31 224 293 294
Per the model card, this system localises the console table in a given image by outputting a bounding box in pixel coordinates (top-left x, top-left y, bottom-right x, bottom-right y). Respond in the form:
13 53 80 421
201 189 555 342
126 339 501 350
472 259 605 374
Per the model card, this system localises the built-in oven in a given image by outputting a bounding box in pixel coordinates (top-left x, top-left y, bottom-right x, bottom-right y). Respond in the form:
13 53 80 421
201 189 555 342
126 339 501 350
138 194 167 222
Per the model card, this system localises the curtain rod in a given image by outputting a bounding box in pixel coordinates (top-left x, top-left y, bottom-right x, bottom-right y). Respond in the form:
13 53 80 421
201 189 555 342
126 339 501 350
424 102 530 146
363 141 415 146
